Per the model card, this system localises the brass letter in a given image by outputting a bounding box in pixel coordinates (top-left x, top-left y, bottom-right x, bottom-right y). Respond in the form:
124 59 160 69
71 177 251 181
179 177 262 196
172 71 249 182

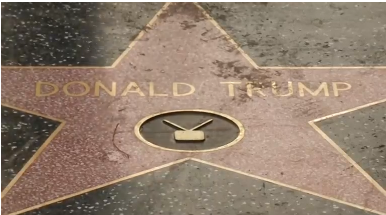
35 81 59 97
121 82 145 96
173 82 195 96
298 82 329 97
247 82 266 97
332 82 351 96
63 81 90 97
94 81 116 96
220 82 241 97
149 82 167 96
272 81 293 97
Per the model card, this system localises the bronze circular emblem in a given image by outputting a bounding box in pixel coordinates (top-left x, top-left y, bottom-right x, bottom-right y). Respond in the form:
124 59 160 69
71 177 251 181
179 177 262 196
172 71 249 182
134 110 244 152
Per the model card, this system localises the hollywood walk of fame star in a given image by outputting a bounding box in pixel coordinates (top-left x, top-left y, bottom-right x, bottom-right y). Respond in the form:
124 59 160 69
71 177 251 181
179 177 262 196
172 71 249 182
1 2 386 214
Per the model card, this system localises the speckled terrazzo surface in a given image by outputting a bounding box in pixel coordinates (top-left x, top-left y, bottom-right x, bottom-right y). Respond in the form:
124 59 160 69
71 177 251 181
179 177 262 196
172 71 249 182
200 2 386 66
1 2 163 66
3 3 386 67
1 106 60 191
315 102 386 190
19 160 377 215
1 2 386 215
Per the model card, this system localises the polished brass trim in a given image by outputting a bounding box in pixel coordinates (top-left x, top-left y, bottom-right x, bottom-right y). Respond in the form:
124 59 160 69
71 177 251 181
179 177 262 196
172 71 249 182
1 103 66 198
191 158 386 215
193 2 260 69
8 157 385 215
194 2 386 70
110 2 171 68
309 98 386 197
313 98 386 123
3 2 384 70
1 2 171 70
134 109 245 153
8 158 192 215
